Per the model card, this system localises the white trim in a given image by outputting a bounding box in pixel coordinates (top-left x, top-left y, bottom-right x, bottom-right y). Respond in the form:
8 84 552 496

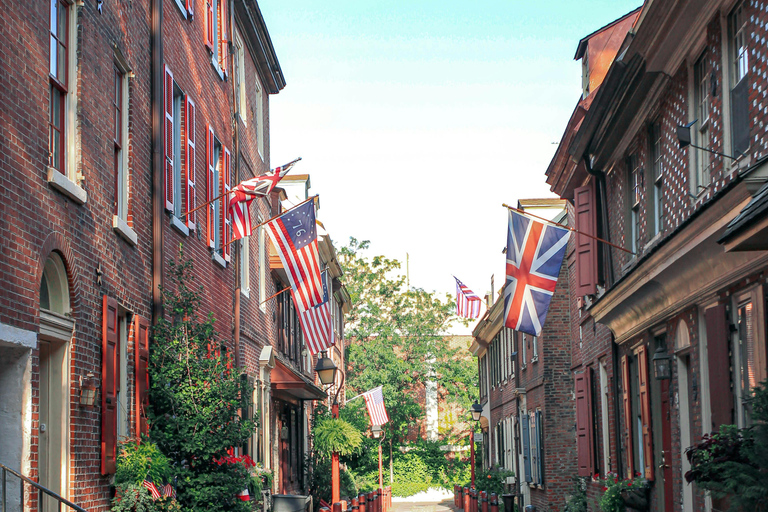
0 322 37 349
112 215 137 246
170 214 190 236
173 0 188 18
47 167 87 205
212 251 227 268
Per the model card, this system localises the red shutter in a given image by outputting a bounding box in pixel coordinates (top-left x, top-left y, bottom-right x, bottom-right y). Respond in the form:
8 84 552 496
621 355 634 478
186 0 194 16
706 304 733 429
205 1 213 49
134 315 150 438
206 124 215 248
101 295 119 475
223 147 231 261
185 96 196 230
574 182 598 296
575 369 595 477
164 65 174 211
219 0 228 74
637 345 654 480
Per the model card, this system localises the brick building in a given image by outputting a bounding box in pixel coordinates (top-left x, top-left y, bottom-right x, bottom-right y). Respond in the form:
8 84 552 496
471 199 574 512
546 1 768 511
0 0 347 509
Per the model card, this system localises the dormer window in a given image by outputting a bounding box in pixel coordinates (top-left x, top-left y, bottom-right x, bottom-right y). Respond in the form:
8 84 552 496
582 48 590 98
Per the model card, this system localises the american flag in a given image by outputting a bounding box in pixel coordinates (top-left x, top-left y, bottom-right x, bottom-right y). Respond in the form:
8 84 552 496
297 271 334 355
228 160 297 241
265 200 323 312
504 209 569 336
162 484 175 499
454 276 482 319
142 481 162 500
362 386 389 426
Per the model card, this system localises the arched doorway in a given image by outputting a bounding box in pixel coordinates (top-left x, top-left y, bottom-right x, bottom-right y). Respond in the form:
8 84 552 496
38 252 72 509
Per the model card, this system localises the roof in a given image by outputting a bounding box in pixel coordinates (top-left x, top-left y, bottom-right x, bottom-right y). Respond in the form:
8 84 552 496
718 178 768 243
234 0 286 94
574 7 643 60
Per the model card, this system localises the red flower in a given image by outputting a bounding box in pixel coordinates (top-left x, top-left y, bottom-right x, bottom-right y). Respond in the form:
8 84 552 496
614 478 618 483
602 487 608 492
627 482 632 487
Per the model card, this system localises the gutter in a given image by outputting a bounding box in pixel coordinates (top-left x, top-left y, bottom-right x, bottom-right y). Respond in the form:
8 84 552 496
151 0 164 324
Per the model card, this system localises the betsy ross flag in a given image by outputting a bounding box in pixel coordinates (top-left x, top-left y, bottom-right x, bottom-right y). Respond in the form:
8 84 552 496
504 208 569 336
362 386 389 426
454 276 482 319
265 200 323 312
229 160 297 241
296 270 334 355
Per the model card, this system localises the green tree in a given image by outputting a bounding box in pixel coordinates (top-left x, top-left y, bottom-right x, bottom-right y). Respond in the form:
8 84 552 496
149 252 256 512
338 237 478 450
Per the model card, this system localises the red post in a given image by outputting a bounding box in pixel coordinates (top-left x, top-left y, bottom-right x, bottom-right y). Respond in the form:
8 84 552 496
378 443 384 490
458 487 464 509
332 402 340 504
489 493 498 512
463 487 470 512
481 491 488 512
359 493 366 512
352 497 359 512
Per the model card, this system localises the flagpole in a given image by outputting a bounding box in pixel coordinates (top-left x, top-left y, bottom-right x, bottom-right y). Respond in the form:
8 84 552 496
259 286 291 306
502 203 635 256
221 194 319 250
181 157 302 219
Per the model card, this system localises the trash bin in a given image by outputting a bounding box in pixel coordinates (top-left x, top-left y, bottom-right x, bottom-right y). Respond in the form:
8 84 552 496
272 494 313 512
524 505 536 512
501 494 515 512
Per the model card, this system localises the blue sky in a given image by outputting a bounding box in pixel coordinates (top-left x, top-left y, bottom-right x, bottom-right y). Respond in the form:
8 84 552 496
259 0 641 331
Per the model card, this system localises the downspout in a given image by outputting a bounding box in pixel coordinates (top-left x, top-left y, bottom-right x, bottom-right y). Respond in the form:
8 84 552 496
230 0 241 370
151 0 164 324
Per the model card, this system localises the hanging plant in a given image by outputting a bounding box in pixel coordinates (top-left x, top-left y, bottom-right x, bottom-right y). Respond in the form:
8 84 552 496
313 417 363 457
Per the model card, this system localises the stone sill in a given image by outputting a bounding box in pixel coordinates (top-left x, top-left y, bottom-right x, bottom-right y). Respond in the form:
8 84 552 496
47 167 87 205
112 215 138 246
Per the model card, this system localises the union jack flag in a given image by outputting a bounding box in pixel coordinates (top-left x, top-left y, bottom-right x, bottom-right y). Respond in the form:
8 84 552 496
297 270 335 355
454 276 482 319
228 160 297 241
265 200 323 312
504 209 569 336
362 386 389 426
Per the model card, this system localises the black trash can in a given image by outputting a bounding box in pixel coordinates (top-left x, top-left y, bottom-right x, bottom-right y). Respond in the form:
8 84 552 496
501 494 515 512
272 494 313 512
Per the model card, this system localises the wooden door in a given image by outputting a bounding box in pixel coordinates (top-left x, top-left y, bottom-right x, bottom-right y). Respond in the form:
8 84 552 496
660 379 673 512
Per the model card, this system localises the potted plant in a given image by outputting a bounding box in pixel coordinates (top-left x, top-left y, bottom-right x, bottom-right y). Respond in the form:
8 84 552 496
111 438 178 512
597 473 647 512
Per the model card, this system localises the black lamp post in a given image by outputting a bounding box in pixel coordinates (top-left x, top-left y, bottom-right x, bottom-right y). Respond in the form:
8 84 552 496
470 401 483 488
315 351 338 385
652 345 671 380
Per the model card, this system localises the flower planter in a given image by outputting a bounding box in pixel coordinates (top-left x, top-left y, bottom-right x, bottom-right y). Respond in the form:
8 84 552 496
620 487 649 511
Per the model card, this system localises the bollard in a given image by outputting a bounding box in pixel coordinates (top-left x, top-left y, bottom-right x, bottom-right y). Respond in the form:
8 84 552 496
472 488 478 512
352 497 359 512
359 493 367 512
463 487 470 512
378 488 383 512
368 492 374 512
480 491 488 512
454 485 459 508
489 493 498 512
457 486 464 510
333 502 343 512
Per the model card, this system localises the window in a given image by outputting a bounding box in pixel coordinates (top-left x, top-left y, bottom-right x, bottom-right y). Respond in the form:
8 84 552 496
258 218 266 308
733 286 767 428
206 125 231 264
205 0 228 78
729 1 750 156
529 411 543 485
254 77 265 158
521 332 527 368
240 230 250 295
479 354 488 400
164 66 196 233
531 334 538 362
102 295 119 474
599 361 610 476
173 0 193 18
693 53 711 190
116 314 129 441
626 154 642 254
276 281 305 364
648 123 664 235
49 0 69 174
234 29 246 124
621 347 654 481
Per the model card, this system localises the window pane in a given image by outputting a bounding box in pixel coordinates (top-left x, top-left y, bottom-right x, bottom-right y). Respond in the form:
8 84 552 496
57 42 67 83
50 36 57 77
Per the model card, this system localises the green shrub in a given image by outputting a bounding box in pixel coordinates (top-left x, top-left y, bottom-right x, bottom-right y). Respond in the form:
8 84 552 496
471 467 515 496
112 484 181 512
115 438 173 486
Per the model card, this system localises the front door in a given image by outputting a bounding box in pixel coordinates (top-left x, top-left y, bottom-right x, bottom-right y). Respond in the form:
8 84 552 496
39 340 66 512
660 379 673 512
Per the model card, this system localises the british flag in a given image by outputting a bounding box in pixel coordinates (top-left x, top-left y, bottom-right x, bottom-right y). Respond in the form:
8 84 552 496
504 209 569 336
228 160 297 241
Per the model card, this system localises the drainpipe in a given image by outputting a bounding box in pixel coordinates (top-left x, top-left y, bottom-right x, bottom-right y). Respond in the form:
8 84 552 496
151 0 164 324
230 0 241 369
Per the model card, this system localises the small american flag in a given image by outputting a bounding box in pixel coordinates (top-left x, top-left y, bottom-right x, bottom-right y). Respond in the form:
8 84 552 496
162 484 175 499
265 200 323 312
228 160 296 241
454 276 482 319
142 481 162 500
297 271 334 355
362 386 389 426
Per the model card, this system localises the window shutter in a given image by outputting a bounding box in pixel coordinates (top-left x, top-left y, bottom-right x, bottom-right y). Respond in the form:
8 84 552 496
185 96 196 229
219 0 228 73
164 65 174 211
637 345 654 480
101 295 119 475
206 124 215 248
731 79 749 156
621 355 634 478
530 414 538 483
575 369 595 476
706 304 733 428
223 147 231 261
205 1 213 49
536 410 543 484
186 0 193 16
134 315 150 438
521 414 532 482
574 182 598 296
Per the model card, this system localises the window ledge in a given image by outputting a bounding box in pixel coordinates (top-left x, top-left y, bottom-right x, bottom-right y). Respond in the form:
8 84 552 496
241 288 251 299
211 54 225 81
170 214 190 236
642 233 662 252
47 167 87 205
112 215 138 246
173 0 188 18
212 251 227 268
531 356 539 364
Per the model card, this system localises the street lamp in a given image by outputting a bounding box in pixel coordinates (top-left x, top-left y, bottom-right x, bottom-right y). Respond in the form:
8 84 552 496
315 351 338 385
315 350 345 504
652 344 671 380
372 425 386 489
469 401 483 488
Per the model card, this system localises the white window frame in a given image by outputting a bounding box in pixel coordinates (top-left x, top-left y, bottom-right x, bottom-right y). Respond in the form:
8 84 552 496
234 28 247 125
693 52 711 192
599 360 610 476
531 335 538 363
116 314 128 440
258 215 266 311
241 235 250 297
254 76 265 159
